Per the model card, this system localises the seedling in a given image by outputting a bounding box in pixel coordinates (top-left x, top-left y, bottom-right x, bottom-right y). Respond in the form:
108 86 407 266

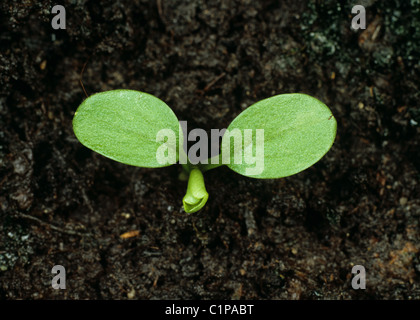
73 90 336 214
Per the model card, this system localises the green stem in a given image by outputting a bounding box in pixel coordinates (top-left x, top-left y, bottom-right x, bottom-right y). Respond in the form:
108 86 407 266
182 168 209 214
199 154 224 172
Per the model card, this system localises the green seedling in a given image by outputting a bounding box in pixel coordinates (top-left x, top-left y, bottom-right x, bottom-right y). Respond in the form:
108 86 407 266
73 90 337 214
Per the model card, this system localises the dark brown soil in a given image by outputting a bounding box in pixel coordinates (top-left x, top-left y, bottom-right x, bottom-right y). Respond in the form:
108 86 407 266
1 0 419 299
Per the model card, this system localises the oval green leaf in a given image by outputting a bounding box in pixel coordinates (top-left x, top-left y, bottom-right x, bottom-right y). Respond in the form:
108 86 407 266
222 93 337 179
73 89 180 168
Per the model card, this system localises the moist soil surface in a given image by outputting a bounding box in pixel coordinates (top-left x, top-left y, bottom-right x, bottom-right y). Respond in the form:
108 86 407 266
1 0 420 299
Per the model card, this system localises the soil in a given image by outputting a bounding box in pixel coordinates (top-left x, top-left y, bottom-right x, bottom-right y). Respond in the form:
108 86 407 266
1 0 420 299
